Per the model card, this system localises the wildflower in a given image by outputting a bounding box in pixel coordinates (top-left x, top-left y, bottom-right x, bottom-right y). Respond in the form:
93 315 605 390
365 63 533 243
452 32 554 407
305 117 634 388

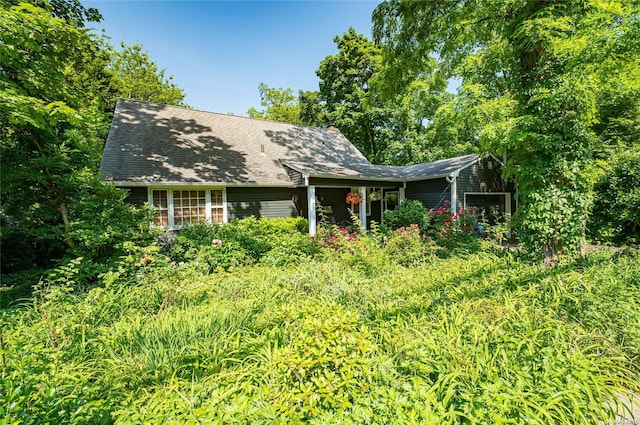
463 225 467 231
178 261 184 266
212 239 223 246
444 200 450 206
171 261 177 266
140 256 152 264
444 221 451 226
437 232 442 237
334 244 340 250
471 227 475 231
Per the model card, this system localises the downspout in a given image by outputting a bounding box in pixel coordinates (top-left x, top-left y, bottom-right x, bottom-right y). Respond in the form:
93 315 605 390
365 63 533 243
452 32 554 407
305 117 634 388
304 173 316 237
399 176 406 203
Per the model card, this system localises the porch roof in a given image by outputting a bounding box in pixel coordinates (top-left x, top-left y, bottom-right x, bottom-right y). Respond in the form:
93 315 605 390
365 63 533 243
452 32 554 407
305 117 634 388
282 154 480 185
282 160 406 183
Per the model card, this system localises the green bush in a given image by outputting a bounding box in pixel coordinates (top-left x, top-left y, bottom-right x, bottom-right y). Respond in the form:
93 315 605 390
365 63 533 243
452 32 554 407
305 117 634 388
168 217 312 271
260 232 320 266
383 224 431 266
589 149 640 246
382 199 428 230
256 301 374 418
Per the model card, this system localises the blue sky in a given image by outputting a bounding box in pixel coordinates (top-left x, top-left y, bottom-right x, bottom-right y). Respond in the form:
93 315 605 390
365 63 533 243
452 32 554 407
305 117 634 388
84 1 380 116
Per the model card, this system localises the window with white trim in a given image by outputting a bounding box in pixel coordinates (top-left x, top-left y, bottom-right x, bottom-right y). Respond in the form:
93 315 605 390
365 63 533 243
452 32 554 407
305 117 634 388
152 190 169 227
174 190 207 226
149 188 227 229
211 189 224 223
464 192 511 225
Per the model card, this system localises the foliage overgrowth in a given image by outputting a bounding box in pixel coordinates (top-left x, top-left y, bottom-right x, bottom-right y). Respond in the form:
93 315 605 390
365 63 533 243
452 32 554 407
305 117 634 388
2 217 638 424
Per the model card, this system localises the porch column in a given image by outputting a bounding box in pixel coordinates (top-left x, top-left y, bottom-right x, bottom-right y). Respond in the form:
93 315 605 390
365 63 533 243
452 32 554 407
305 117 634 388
307 185 316 237
359 186 367 231
450 172 458 215
399 187 406 203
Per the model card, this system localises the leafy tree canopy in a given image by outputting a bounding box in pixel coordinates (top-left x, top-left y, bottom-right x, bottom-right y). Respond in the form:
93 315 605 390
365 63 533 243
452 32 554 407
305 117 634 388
373 0 640 260
0 1 185 272
247 83 302 124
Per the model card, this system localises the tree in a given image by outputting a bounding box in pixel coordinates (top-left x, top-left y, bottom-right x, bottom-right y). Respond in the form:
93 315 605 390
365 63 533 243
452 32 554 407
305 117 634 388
109 42 185 106
373 0 640 261
314 28 389 161
247 83 302 124
1 1 97 253
0 1 185 273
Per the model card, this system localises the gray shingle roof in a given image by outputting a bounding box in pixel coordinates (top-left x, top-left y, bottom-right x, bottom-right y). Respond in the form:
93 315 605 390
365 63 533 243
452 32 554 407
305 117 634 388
403 154 479 181
99 99 480 186
283 154 480 183
99 99 369 186
283 160 406 182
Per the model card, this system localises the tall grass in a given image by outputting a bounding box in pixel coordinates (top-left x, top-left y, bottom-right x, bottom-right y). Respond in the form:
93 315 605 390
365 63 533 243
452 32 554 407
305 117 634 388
1 242 638 423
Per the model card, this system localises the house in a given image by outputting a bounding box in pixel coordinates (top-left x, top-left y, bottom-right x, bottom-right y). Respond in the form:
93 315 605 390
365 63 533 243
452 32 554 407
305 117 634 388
100 99 515 235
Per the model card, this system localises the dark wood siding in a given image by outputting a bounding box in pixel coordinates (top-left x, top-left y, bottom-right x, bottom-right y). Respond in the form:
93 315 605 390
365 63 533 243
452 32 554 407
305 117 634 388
405 179 451 210
455 157 516 213
227 187 299 220
123 187 148 206
456 157 506 200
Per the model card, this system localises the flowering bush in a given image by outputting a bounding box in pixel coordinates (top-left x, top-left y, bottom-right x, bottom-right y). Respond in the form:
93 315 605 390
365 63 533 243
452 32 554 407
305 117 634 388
316 219 383 276
382 224 433 266
428 201 479 249
317 226 367 254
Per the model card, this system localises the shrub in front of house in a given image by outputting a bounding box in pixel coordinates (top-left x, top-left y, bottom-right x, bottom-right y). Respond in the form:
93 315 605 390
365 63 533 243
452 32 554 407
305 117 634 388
382 224 433 267
167 217 312 271
427 201 480 250
382 199 428 231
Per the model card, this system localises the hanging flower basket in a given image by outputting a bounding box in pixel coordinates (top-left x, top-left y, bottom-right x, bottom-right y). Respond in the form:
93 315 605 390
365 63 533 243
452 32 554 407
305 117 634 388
346 191 363 205
369 190 381 201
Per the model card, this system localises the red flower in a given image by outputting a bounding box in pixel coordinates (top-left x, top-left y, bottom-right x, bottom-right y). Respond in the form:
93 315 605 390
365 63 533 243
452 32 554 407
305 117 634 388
444 200 450 206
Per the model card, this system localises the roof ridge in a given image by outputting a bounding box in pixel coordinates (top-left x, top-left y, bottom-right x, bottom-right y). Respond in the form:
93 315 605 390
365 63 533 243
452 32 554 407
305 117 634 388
115 98 339 133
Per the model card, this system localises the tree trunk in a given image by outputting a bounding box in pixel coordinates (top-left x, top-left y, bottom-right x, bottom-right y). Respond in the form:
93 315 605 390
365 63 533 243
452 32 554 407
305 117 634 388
57 201 76 249
543 240 560 266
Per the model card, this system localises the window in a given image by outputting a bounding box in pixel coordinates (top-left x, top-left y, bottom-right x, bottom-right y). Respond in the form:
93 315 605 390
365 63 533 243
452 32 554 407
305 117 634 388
211 189 224 223
464 193 511 225
152 190 169 227
149 187 226 229
173 190 206 226
384 191 399 211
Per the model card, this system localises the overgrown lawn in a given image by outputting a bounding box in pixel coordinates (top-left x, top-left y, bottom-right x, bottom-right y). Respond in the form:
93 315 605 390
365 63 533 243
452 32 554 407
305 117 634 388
2 244 639 424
